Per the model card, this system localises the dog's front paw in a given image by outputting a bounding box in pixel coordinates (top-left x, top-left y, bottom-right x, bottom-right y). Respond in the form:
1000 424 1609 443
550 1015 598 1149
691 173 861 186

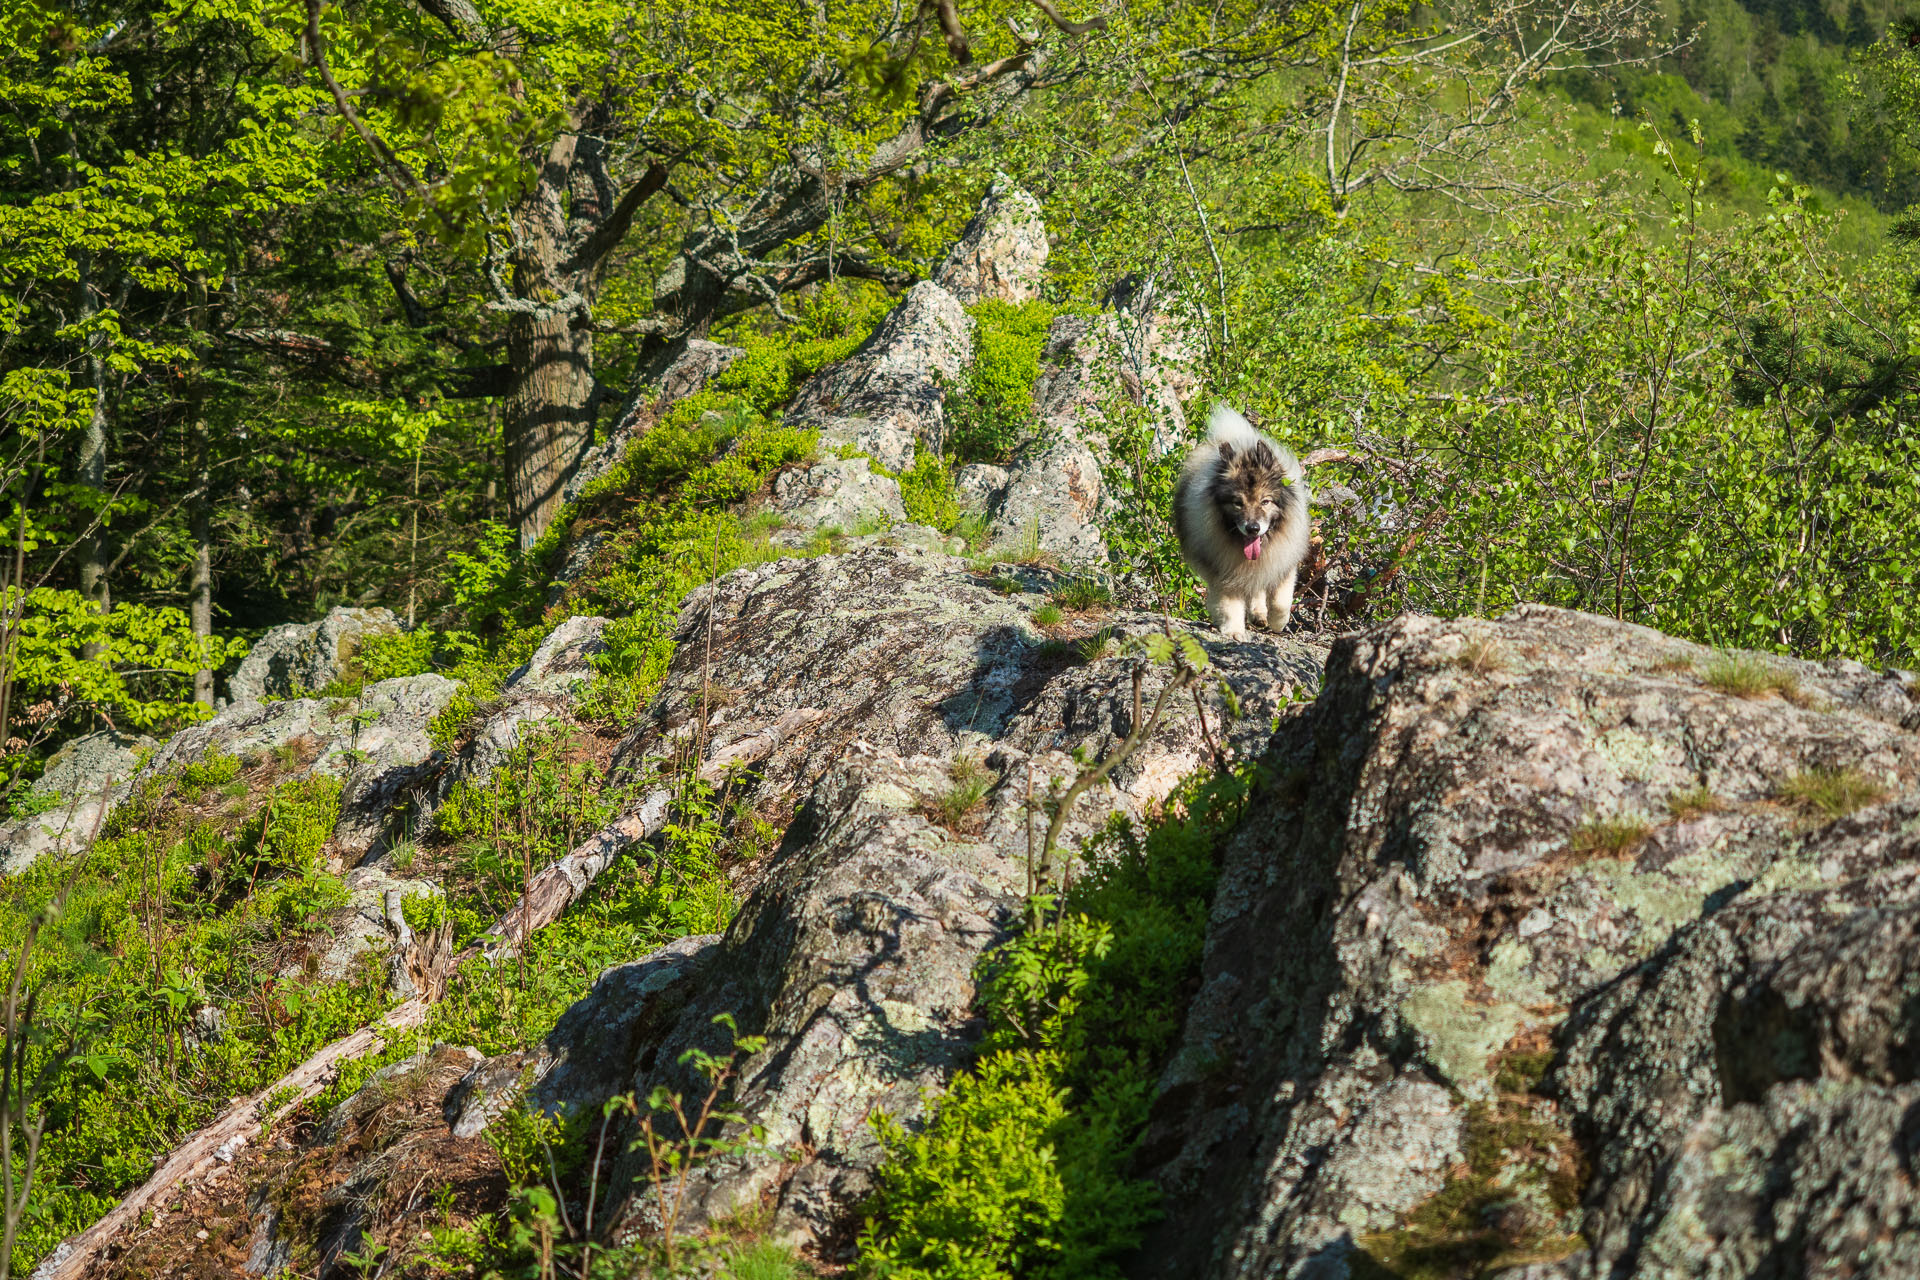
1217 624 1251 640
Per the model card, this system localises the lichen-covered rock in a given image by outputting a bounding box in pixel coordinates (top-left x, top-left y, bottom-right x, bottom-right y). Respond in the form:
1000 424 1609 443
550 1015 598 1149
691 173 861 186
0 729 154 872
487 546 1324 1249
954 462 1010 511
566 338 745 504
785 282 973 472
985 437 1107 564
229 607 401 705
1031 309 1198 447
613 546 1321 816
148 674 461 862
444 934 720 1139
306 863 441 982
419 615 611 829
766 456 906 535
1133 605 1920 1280
1552 799 1920 1277
934 180 1048 305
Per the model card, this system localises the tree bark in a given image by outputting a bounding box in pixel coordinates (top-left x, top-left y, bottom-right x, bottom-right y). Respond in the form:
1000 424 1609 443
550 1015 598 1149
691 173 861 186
503 134 595 549
73 251 110 618
189 273 213 708
504 307 593 548
189 425 213 708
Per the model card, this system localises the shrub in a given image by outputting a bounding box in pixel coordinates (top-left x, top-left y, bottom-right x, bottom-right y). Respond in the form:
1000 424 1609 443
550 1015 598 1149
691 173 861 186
946 299 1056 463
862 766 1257 1279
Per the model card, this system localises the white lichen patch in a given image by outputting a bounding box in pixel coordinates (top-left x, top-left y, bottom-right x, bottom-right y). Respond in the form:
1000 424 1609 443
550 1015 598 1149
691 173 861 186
1398 981 1532 1097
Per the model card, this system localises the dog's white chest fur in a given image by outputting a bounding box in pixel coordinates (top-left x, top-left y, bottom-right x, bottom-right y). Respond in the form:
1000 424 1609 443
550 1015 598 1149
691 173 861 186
1172 405 1311 638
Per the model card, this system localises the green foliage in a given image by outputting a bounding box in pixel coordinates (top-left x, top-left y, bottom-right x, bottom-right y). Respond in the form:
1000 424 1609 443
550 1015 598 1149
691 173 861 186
356 628 438 683
862 765 1258 1279
0 758 380 1270
0 588 243 787
897 452 966 534
946 300 1057 463
553 395 819 726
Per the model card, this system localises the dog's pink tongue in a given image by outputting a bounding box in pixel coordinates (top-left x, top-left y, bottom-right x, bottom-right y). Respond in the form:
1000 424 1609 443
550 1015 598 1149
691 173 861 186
1243 535 1264 561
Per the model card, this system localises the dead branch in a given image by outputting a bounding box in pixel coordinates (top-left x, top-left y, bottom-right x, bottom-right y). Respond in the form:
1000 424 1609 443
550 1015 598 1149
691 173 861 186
31 788 673 1280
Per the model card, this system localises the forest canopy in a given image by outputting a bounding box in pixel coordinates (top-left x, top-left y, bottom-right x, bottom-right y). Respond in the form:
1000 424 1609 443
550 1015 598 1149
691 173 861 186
4 0 1920 796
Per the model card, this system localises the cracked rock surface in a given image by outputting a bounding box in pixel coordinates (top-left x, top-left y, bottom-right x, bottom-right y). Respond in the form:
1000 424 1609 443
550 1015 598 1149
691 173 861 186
1133 605 1920 1280
489 545 1326 1250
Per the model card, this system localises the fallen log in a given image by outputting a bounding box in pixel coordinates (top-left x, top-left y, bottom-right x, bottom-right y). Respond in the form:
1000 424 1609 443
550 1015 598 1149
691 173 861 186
32 790 672 1280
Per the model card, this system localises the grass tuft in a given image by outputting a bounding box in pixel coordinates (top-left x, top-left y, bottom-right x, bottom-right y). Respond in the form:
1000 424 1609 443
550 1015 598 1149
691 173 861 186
1452 635 1507 674
1665 785 1724 821
1776 766 1889 821
1050 575 1114 612
1567 814 1653 858
1703 652 1811 705
934 757 995 829
1033 603 1065 627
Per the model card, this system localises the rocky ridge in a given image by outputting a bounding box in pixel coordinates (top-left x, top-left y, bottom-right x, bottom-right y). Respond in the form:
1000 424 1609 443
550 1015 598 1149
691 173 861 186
25 177 1920 1280
1135 606 1920 1280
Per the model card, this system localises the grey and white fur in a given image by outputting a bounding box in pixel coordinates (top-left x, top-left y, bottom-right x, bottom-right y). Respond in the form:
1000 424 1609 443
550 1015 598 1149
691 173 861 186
1172 404 1311 638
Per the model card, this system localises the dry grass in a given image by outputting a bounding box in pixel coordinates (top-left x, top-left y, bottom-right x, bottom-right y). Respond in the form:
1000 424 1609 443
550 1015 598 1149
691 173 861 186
1702 653 1816 706
1776 767 1889 821
1567 814 1653 859
1453 635 1507 675
1665 785 1725 821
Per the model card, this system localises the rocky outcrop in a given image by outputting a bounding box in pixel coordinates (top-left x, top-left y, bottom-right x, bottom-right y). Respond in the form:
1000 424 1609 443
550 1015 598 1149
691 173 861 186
429 546 1326 1254
934 180 1048 306
228 607 400 704
0 729 154 872
150 673 460 861
1134 606 1920 1280
765 455 906 537
785 282 973 472
965 308 1200 565
416 614 611 834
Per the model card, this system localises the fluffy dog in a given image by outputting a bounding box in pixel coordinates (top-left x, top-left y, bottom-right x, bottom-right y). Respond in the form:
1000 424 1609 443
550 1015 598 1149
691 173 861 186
1172 405 1311 638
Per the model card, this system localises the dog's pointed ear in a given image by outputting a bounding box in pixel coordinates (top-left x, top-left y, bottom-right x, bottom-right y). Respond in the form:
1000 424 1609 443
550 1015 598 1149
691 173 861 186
1252 441 1277 469
1217 440 1236 462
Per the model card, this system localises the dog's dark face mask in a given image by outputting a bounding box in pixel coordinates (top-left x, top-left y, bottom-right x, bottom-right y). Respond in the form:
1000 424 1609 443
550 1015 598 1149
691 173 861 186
1211 440 1289 560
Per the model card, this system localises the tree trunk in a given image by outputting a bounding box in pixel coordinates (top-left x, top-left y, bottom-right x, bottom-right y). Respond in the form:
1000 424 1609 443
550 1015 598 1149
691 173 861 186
189 272 214 708
73 251 110 618
504 307 593 548
503 133 593 550
189 422 213 708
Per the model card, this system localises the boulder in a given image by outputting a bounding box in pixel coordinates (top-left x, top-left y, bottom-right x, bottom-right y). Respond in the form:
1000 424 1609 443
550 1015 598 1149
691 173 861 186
953 462 1010 511
146 673 461 862
0 729 154 873
228 607 401 704
1132 606 1920 1280
765 456 906 536
934 180 1049 305
421 615 611 825
984 437 1107 564
968 308 1201 566
785 282 973 472
1032 308 1199 448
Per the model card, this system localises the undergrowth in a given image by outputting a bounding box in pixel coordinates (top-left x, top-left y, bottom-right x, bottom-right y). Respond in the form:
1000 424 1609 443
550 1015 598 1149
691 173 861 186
859 763 1260 1279
3 752 388 1266
944 300 1056 463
